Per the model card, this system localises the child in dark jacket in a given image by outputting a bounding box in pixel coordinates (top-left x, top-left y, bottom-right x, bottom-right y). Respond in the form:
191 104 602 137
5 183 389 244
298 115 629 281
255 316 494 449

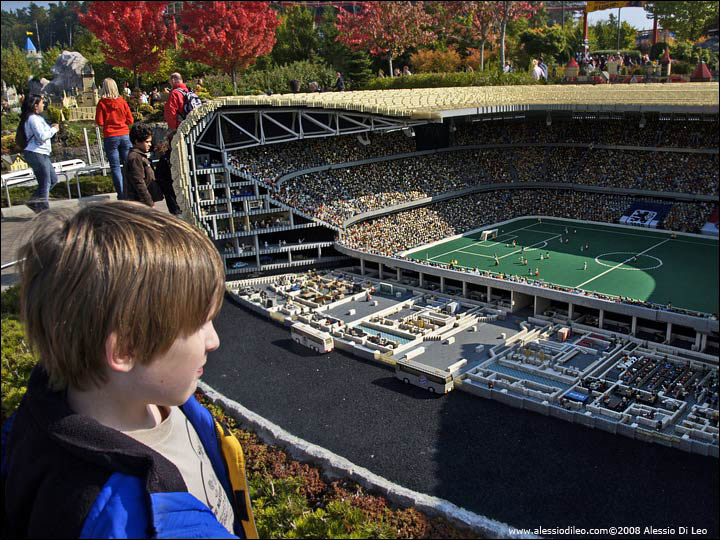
1 202 257 538
123 123 158 207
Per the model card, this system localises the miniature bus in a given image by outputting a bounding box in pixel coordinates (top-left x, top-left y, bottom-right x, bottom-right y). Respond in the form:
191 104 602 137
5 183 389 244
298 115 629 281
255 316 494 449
290 322 334 353
395 359 454 394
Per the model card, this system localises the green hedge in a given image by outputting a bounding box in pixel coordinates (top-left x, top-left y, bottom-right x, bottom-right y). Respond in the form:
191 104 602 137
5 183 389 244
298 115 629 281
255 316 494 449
1 175 115 207
364 70 537 90
1 286 36 425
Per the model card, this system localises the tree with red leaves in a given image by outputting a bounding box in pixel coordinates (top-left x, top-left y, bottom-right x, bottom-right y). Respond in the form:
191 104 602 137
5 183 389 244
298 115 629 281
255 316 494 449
179 2 279 95
76 1 175 88
493 1 540 67
427 1 498 71
336 1 436 77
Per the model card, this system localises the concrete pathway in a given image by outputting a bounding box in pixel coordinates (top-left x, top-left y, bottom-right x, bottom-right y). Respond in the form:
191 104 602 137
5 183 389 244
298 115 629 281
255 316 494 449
2 195 169 290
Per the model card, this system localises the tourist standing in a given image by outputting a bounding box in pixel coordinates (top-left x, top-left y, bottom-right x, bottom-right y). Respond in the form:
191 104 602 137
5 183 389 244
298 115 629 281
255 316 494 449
164 72 190 131
153 131 182 216
334 71 345 91
95 78 134 199
19 94 59 213
124 124 159 207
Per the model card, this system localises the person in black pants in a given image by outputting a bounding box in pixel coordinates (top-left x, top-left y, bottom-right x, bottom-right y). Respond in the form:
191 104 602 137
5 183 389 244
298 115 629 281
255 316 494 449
153 132 182 216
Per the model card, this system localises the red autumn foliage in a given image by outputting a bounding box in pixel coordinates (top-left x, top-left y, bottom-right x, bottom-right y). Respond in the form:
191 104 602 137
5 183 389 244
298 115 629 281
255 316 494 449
336 1 436 76
76 1 175 86
179 1 280 93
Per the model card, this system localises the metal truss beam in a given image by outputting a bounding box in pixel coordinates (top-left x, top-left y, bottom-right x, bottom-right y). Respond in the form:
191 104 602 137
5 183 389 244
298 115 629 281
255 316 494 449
191 107 428 151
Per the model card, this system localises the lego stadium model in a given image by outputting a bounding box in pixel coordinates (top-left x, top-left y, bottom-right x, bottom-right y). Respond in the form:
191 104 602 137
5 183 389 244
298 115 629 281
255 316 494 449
171 84 719 457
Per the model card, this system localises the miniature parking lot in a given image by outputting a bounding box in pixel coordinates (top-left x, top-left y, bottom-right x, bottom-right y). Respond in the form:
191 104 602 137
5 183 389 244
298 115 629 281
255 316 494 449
227 269 719 457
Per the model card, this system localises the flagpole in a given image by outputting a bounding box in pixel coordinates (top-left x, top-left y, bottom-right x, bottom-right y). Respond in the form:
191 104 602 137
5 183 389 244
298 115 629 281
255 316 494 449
35 20 41 52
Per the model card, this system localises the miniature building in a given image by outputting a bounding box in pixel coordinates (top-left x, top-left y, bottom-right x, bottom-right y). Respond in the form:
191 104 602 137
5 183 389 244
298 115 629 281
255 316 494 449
691 61 713 82
76 63 99 107
24 36 42 66
564 57 579 80
1 154 29 172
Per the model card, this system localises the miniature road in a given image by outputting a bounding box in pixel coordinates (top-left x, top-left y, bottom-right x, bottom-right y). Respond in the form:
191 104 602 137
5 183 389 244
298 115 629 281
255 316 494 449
206 296 719 537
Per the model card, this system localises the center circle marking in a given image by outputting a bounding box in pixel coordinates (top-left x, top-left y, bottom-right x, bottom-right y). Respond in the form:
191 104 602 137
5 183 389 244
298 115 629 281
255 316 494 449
594 252 663 271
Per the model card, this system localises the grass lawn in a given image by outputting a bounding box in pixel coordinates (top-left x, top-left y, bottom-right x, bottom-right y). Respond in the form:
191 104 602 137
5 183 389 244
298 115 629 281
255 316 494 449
405 218 719 315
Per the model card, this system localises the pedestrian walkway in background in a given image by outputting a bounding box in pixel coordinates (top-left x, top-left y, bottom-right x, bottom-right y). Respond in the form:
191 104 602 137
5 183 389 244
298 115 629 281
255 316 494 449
2 195 169 290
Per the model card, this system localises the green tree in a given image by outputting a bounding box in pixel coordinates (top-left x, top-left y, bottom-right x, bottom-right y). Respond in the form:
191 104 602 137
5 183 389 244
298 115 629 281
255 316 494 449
1 46 33 90
590 14 637 51
645 1 719 42
520 25 566 63
271 5 319 66
73 27 121 87
316 6 373 85
33 46 63 80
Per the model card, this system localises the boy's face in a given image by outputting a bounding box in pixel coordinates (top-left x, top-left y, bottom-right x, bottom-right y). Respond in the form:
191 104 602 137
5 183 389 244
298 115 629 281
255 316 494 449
128 319 220 407
135 136 153 153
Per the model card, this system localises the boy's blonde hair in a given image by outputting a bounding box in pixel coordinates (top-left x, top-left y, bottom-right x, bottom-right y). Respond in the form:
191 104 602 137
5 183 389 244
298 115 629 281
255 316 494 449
18 201 225 391
100 78 120 99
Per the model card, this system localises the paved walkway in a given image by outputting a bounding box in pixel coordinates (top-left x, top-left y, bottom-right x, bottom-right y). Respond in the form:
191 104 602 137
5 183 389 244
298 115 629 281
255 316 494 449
1 195 169 290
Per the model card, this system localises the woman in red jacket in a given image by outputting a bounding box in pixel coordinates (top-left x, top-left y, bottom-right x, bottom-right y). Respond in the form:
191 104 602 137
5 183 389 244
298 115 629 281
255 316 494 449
95 78 134 199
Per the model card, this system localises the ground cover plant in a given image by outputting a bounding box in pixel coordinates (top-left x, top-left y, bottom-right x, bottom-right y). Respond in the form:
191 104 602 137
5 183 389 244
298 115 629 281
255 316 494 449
0 285 479 538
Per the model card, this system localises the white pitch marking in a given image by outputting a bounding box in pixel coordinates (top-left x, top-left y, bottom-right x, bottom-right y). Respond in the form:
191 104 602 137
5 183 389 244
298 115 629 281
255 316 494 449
576 238 671 289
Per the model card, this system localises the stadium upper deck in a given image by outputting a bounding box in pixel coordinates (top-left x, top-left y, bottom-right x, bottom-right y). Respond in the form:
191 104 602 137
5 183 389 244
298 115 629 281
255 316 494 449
175 83 720 123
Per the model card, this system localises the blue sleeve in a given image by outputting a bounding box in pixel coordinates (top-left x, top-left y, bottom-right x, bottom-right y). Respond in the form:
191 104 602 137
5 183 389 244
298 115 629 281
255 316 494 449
79 473 151 538
26 114 57 144
80 473 238 538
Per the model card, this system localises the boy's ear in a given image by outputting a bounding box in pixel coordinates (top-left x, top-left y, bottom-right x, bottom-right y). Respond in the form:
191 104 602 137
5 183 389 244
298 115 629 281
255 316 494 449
104 332 135 373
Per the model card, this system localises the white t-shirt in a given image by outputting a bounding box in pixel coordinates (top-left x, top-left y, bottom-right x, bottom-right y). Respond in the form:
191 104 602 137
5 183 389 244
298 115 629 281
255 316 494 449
123 406 236 533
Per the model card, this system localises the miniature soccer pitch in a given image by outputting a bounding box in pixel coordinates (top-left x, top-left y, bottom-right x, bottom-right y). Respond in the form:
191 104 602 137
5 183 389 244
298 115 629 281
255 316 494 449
405 218 719 315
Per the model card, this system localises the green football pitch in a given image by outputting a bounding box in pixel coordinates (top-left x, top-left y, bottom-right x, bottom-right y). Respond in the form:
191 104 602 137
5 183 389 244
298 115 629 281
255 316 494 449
405 218 719 315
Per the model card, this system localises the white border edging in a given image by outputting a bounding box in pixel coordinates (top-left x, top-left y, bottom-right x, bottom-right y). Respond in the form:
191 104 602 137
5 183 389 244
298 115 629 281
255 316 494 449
198 380 539 539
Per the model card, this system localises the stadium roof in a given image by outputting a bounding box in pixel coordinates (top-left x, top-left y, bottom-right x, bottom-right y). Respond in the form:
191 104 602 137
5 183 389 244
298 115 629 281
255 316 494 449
186 83 719 122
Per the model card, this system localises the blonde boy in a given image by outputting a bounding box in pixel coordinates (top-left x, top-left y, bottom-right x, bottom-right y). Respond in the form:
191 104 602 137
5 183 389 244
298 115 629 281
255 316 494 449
2 201 257 538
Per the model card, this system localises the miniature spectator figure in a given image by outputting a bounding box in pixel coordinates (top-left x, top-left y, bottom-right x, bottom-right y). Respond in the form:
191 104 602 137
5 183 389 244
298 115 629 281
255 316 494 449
402 65 412 76
393 67 401 77
2 201 258 538
123 81 131 96
289 79 301 93
377 69 385 78
308 81 321 92
96 78 134 199
334 72 345 91
503 61 512 73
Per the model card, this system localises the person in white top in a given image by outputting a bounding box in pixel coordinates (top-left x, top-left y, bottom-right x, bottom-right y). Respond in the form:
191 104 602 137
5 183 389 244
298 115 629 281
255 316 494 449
20 94 60 213
531 59 543 81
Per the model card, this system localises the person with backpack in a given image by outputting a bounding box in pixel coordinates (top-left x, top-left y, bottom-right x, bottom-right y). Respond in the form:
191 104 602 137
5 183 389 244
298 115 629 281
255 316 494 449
95 78 134 199
17 93 60 213
164 72 201 131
